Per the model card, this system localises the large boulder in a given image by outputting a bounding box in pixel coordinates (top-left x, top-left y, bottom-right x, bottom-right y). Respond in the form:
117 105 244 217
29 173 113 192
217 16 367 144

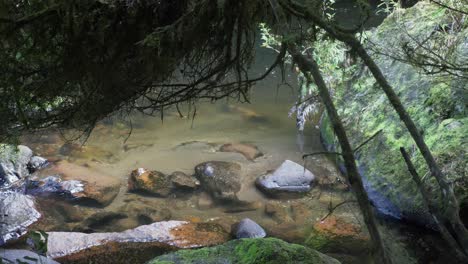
219 143 263 161
256 160 315 196
39 161 120 206
0 249 59 264
148 237 341 264
47 221 229 264
194 161 241 201
233 218 266 239
0 145 33 187
0 192 41 245
128 168 172 197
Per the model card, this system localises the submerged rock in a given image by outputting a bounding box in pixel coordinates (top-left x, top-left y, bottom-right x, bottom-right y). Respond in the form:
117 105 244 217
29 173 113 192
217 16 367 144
219 143 263 161
194 161 241 202
40 161 120 206
0 192 41 245
26 176 85 198
305 216 370 255
47 221 229 264
128 168 172 197
169 171 200 190
0 249 59 264
234 218 266 239
256 160 315 196
73 211 128 233
148 237 341 264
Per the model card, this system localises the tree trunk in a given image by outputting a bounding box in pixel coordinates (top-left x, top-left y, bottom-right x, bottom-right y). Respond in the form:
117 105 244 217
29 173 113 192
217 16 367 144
288 44 392 264
279 0 468 253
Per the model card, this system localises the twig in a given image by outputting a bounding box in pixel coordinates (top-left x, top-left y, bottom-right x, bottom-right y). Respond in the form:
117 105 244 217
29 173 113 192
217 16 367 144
353 129 382 153
400 147 468 260
320 200 357 221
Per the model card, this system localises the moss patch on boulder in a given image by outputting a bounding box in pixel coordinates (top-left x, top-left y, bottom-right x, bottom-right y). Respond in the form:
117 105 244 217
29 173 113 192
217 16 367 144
148 238 340 264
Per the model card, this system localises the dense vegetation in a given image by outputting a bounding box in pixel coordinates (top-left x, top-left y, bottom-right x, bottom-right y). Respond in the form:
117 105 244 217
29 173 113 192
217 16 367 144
1 0 467 263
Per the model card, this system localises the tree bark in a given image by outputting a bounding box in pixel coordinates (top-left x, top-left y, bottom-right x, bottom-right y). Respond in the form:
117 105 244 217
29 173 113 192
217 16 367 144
288 44 392 264
280 0 468 253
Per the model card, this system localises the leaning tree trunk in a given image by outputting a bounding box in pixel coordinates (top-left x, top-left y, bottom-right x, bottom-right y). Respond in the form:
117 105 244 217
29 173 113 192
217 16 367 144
279 0 468 254
288 44 392 264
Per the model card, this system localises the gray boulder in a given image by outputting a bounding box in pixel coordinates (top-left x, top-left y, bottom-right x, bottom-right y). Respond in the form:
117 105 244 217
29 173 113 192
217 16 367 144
256 160 315 196
28 156 49 171
0 145 33 187
0 249 59 264
194 161 241 201
26 175 85 198
0 192 41 245
234 218 266 239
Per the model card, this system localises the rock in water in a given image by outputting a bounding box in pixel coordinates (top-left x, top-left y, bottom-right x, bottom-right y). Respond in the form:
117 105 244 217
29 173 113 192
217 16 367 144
0 192 41 245
148 237 341 264
194 161 241 202
40 161 120 207
47 221 229 264
0 249 59 264
169 171 200 190
256 160 315 196
219 143 263 161
234 218 266 238
128 168 172 197
0 145 33 187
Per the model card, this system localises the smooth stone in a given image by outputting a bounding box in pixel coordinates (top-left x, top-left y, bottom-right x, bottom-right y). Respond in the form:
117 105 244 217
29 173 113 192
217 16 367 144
194 161 241 202
256 160 315 196
219 143 263 161
28 156 49 171
0 192 41 245
128 168 172 197
47 221 229 263
234 218 266 238
0 249 59 264
169 171 200 190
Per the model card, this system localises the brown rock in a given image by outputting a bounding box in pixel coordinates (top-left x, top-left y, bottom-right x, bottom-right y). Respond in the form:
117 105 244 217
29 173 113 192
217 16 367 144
219 143 263 161
264 201 293 223
291 202 311 223
197 192 214 210
169 171 200 190
128 168 172 197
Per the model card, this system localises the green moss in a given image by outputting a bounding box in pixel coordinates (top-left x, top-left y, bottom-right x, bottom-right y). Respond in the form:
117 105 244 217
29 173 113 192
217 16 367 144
319 1 467 222
148 238 340 264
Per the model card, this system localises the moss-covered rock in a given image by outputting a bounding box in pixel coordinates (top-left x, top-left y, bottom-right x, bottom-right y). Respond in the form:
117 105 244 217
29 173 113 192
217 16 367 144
147 238 340 264
320 2 467 227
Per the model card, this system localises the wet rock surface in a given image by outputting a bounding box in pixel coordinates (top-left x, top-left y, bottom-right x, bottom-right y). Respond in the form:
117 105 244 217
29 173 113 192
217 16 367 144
256 160 315 196
0 249 59 264
39 161 120 206
47 221 229 264
128 168 172 197
0 192 41 245
148 237 341 264
219 143 263 161
233 218 266 238
194 161 241 202
0 145 34 187
169 171 200 190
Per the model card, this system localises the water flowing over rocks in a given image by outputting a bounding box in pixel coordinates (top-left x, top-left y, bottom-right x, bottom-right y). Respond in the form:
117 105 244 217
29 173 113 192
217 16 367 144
0 249 59 264
219 143 263 161
233 218 266 239
194 161 241 202
256 160 315 196
0 192 41 245
47 221 229 264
